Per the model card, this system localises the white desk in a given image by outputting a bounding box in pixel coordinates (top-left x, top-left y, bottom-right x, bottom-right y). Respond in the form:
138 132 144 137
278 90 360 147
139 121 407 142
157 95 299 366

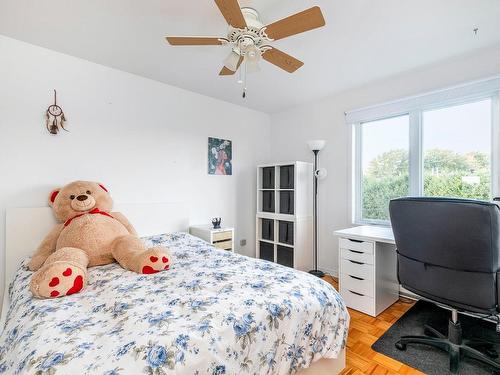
334 225 395 244
334 225 399 317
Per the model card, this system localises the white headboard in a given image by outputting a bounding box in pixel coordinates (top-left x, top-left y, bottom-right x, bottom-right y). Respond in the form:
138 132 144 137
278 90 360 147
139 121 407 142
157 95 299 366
5 202 189 291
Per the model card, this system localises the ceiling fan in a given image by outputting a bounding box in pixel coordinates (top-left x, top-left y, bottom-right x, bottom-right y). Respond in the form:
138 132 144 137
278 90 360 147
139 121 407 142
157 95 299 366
165 0 326 97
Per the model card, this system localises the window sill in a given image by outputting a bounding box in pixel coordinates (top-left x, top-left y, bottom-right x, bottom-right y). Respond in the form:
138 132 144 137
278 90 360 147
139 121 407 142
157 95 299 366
353 220 391 228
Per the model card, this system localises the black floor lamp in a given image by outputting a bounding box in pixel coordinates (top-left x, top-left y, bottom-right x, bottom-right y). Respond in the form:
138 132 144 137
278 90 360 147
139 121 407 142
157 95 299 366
307 140 327 278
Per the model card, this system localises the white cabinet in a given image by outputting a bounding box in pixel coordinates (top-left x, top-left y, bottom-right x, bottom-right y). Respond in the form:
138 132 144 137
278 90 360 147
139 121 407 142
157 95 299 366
335 227 399 317
256 162 313 271
189 226 234 252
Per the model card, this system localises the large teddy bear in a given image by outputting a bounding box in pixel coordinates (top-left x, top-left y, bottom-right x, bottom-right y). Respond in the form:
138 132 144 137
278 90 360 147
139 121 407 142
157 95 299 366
28 180 172 299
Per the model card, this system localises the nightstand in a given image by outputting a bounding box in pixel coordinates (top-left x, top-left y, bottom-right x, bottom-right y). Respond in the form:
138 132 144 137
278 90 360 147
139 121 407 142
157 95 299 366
189 225 235 252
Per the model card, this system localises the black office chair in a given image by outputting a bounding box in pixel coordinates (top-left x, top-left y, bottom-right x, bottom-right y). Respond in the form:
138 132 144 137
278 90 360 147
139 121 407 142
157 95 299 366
389 197 500 374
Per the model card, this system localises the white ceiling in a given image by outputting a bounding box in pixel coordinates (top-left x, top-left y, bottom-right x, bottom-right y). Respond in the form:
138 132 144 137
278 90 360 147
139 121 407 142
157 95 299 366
1 0 500 113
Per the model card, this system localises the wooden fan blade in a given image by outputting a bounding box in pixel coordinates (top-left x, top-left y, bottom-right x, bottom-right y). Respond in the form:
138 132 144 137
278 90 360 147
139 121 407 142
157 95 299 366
219 56 244 75
166 37 223 45
262 48 304 73
214 0 246 29
264 6 325 41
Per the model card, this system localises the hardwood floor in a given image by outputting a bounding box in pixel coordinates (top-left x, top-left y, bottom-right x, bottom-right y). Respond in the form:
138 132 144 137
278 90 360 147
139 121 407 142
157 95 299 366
322 275 425 375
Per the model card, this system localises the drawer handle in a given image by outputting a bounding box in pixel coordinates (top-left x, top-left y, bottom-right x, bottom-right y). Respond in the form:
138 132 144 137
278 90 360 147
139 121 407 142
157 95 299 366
348 249 363 254
347 238 364 243
213 239 231 244
349 275 364 281
348 260 364 265
349 290 364 297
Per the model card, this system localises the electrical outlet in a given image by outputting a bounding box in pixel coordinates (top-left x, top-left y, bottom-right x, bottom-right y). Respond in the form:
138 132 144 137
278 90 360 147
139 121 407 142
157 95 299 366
240 239 247 247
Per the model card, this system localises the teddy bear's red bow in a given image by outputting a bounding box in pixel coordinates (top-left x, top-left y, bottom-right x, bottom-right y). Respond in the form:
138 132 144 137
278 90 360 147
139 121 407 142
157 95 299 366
64 207 114 227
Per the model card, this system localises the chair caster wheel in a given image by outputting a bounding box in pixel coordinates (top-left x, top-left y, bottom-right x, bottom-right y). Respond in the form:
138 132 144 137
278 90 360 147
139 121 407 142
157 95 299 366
395 341 407 351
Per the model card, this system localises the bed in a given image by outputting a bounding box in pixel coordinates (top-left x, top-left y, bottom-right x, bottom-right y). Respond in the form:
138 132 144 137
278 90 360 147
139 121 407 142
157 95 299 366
0 204 349 374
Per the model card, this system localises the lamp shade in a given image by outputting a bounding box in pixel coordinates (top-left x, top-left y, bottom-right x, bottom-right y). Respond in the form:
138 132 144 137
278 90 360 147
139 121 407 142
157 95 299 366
245 45 261 62
224 50 241 72
246 59 261 73
307 140 326 151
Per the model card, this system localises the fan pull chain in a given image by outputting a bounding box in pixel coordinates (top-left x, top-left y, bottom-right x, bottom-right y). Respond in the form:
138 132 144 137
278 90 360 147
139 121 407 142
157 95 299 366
237 38 244 86
242 59 248 99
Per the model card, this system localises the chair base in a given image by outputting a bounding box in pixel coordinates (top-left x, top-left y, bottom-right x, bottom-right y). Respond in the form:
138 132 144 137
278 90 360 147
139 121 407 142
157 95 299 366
309 269 325 278
395 317 500 374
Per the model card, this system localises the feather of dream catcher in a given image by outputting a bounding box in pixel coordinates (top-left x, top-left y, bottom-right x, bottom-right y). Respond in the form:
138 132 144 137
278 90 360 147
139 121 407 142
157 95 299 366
46 89 68 134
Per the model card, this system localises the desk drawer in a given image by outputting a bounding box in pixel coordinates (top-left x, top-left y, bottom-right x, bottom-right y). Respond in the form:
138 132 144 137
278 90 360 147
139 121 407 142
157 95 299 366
341 286 375 315
213 231 232 242
214 239 232 250
340 248 374 265
340 273 374 297
339 238 374 254
341 258 374 281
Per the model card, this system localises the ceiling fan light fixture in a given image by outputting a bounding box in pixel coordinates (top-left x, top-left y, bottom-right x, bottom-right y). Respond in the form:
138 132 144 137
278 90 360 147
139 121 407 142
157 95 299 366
223 50 241 72
165 2 326 95
245 45 261 62
245 59 260 74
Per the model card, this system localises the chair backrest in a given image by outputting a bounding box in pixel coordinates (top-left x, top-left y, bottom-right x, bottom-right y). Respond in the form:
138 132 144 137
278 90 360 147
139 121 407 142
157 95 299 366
389 197 500 313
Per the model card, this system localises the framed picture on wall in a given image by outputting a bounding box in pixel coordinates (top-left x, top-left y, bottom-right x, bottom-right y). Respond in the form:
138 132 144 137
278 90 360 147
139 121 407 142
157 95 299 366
208 137 232 175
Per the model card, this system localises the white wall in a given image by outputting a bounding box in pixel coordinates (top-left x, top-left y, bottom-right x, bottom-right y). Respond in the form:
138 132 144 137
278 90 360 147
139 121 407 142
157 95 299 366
0 35 271 303
3 34 500 305
269 44 500 276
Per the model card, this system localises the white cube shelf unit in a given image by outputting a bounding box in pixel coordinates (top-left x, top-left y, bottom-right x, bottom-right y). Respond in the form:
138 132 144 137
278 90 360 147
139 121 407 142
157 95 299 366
256 161 313 271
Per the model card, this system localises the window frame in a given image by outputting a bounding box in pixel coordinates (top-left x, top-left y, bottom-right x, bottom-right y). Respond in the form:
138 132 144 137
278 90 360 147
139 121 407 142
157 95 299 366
354 113 412 225
351 85 500 226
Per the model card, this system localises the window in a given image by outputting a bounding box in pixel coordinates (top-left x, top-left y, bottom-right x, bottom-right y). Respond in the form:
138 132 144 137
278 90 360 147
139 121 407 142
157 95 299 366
361 115 409 221
350 78 500 225
423 100 491 200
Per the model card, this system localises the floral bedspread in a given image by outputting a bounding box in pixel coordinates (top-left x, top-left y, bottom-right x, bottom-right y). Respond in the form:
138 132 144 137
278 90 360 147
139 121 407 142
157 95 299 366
0 233 349 375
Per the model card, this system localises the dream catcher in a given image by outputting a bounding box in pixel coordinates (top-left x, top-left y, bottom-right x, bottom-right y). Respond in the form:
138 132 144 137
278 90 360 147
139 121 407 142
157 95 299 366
46 90 67 134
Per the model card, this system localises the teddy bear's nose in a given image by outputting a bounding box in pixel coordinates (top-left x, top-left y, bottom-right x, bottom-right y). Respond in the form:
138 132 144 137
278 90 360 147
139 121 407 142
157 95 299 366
76 195 88 201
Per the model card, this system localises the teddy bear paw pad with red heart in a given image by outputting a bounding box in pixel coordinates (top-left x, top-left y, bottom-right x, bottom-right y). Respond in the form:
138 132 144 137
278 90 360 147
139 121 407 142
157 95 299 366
136 247 172 274
30 262 87 298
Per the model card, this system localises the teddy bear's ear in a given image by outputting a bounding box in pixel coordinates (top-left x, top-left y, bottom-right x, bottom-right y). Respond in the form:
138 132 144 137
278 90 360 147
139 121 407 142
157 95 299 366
48 188 61 206
98 183 109 193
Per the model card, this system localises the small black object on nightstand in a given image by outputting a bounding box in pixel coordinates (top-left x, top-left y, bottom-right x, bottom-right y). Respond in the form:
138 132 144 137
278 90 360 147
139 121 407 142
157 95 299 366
212 218 221 229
